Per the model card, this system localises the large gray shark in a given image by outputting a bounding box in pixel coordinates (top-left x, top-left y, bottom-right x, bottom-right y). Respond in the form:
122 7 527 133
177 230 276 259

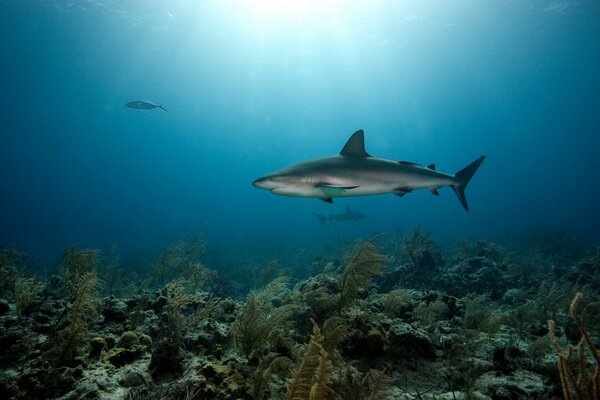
252 130 485 211
312 205 368 225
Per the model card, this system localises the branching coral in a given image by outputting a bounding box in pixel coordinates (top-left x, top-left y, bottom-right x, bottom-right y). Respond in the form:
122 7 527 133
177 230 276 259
401 226 442 270
286 319 334 400
14 277 44 316
40 247 103 366
548 292 600 400
150 232 206 287
232 277 298 358
0 247 25 298
159 280 203 347
60 246 100 296
339 242 387 309
46 270 99 366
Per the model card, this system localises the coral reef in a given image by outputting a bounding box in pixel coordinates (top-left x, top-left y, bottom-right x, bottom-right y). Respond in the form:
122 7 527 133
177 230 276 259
0 228 597 399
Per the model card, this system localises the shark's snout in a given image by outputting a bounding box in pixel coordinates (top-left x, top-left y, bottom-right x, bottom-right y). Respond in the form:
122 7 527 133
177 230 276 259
252 176 275 190
252 177 266 189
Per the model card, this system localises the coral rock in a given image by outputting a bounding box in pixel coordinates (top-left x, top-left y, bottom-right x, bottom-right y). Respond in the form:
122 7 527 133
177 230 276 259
386 323 436 363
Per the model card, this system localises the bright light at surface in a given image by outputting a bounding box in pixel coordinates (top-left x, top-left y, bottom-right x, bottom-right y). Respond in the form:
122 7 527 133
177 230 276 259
238 0 341 23
250 0 323 18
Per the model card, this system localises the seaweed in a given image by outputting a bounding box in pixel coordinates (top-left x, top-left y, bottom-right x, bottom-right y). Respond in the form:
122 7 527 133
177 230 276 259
339 241 387 309
0 247 25 299
253 352 293 398
383 288 413 318
232 291 296 358
548 292 600 400
14 277 44 316
399 226 443 287
149 232 205 288
60 246 100 296
232 294 265 358
97 244 129 297
286 319 334 400
258 259 286 288
159 279 203 348
321 316 347 353
46 270 99 366
462 293 507 333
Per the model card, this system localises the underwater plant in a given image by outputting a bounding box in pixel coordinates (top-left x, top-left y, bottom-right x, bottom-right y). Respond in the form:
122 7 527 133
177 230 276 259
60 246 100 295
383 288 413 318
339 241 387 309
286 319 334 400
97 244 130 297
14 277 44 316
159 279 203 348
0 247 25 299
335 367 394 400
149 232 205 287
462 293 507 333
258 259 286 288
548 292 600 400
46 270 100 366
233 277 298 358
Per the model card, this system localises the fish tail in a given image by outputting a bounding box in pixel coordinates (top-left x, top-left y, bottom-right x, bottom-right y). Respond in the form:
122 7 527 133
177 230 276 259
451 155 486 212
312 212 328 226
159 104 167 112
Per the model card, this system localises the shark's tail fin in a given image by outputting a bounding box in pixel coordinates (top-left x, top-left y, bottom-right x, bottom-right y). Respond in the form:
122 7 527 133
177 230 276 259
159 104 167 112
312 212 328 226
451 155 486 212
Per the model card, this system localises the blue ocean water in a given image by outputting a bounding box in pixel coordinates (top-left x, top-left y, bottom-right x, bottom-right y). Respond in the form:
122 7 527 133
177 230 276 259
1 0 599 265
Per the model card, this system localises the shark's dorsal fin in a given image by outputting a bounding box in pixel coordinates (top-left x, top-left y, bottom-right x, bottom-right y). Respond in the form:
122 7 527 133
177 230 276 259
340 130 371 157
428 164 436 170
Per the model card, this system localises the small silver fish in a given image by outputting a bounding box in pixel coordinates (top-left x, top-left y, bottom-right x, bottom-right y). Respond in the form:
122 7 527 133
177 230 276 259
125 101 167 112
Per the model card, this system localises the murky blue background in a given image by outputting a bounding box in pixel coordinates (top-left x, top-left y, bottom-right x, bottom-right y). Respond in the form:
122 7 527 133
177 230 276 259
1 1 599 264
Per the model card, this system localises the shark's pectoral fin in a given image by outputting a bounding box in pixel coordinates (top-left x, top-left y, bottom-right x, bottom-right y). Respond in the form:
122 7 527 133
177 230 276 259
429 188 440 196
319 197 334 203
317 183 359 197
317 183 359 190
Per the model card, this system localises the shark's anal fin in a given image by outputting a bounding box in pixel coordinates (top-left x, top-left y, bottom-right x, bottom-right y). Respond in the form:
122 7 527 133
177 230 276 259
340 130 371 157
319 198 334 203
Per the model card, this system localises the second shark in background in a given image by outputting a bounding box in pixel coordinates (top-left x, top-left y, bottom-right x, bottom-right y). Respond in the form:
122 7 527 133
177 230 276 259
312 205 367 226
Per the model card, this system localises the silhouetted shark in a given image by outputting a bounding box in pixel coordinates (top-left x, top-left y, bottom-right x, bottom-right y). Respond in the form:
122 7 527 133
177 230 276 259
125 100 167 112
312 205 367 225
252 130 485 211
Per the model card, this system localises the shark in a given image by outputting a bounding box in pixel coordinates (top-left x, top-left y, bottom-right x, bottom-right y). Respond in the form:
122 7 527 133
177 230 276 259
125 100 167 112
312 205 368 225
252 129 486 211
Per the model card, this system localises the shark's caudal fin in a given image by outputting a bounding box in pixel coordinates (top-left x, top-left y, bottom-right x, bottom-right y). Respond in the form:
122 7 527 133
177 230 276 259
159 104 167 112
451 155 486 212
312 212 328 226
